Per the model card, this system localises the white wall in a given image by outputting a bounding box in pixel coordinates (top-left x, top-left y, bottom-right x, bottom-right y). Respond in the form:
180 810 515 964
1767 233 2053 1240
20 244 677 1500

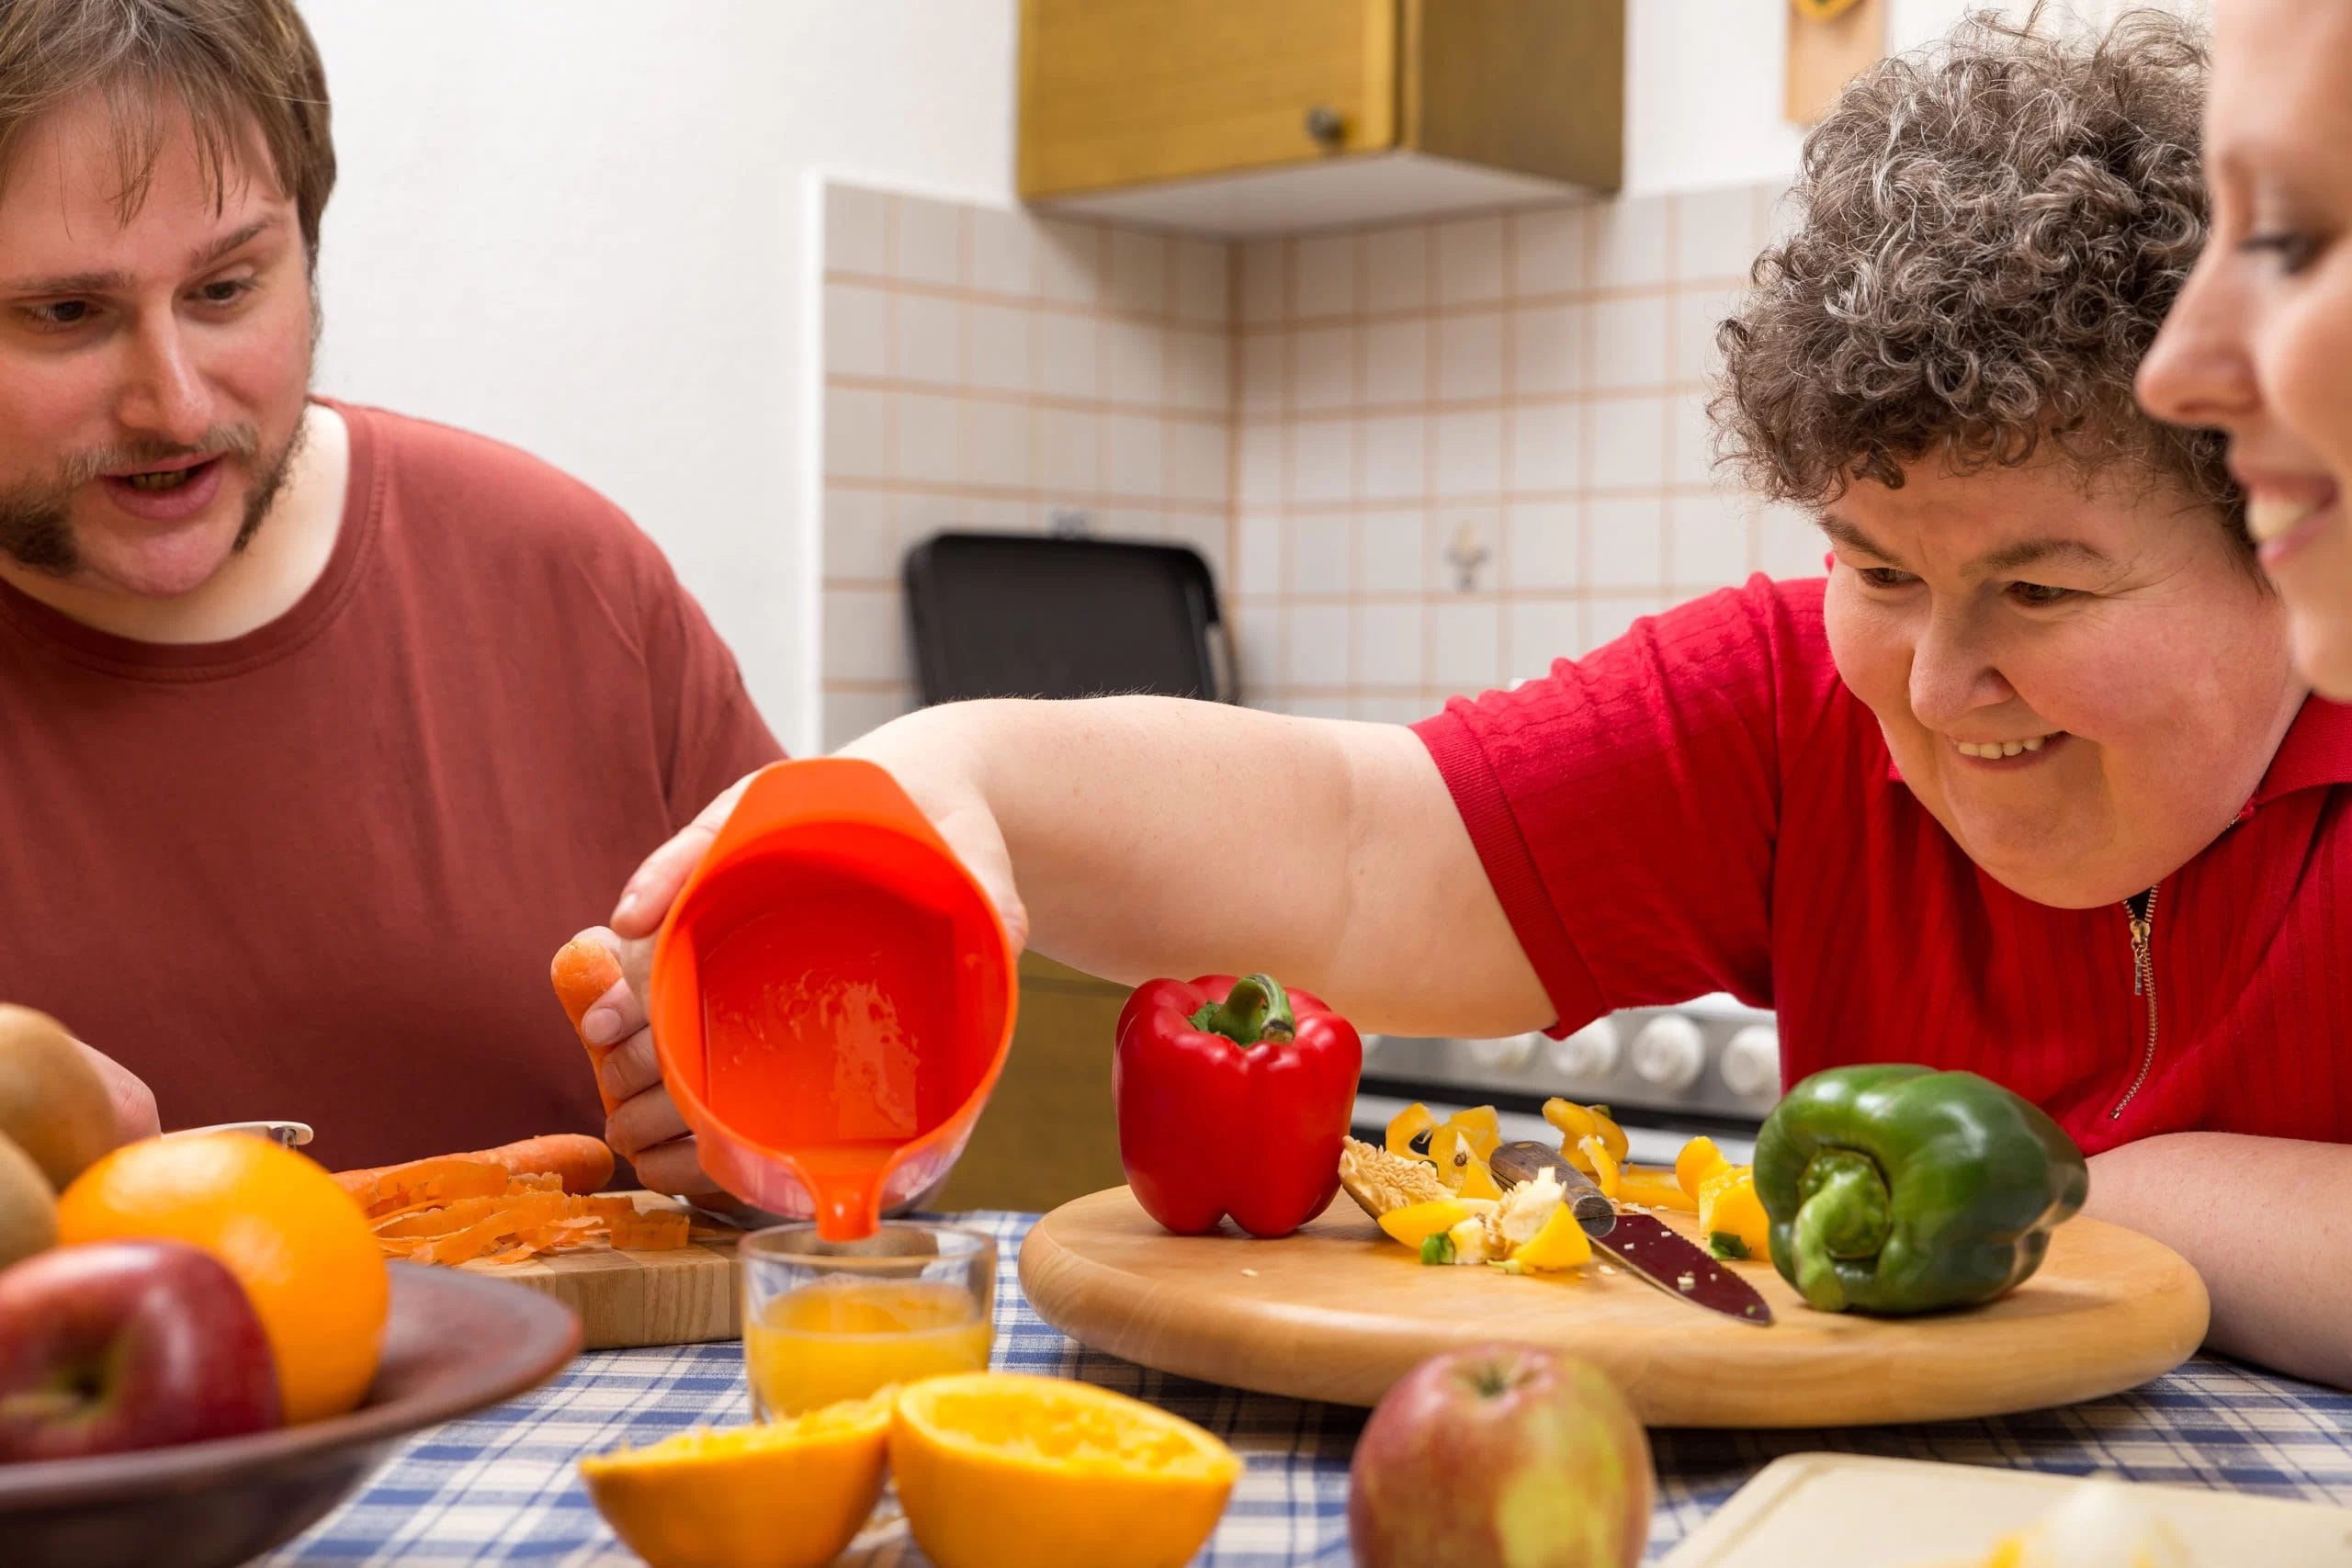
302 0 2199 749
305 1 1017 754
1624 0 2210 195
1626 0 2015 195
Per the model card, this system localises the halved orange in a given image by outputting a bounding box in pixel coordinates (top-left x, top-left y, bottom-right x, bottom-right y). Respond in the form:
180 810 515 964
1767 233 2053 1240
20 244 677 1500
890 1373 1240 1568
578 1392 891 1568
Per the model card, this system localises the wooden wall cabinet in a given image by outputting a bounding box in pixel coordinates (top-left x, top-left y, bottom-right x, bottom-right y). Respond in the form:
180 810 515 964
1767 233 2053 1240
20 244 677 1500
1018 0 1624 235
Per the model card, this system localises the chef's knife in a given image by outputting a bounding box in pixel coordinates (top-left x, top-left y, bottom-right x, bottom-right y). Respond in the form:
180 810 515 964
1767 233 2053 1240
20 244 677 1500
1491 1141 1773 1326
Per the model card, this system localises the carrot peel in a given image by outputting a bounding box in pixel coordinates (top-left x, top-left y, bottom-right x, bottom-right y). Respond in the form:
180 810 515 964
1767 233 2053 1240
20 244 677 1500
337 1134 682 1267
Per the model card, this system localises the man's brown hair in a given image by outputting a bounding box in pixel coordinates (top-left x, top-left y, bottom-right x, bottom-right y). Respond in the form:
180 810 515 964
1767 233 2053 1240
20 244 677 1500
0 0 334 266
1713 8 2236 539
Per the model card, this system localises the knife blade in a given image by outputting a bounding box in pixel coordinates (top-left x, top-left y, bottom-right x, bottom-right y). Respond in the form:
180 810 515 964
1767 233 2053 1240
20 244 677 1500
164 1121 313 1148
1490 1141 1773 1326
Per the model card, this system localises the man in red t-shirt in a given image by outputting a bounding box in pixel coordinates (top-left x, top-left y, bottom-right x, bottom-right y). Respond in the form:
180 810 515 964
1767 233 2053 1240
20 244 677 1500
0 4 779 1179
604 17 2352 1386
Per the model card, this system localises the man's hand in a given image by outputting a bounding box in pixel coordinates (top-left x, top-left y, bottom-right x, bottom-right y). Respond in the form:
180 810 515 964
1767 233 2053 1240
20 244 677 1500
562 926 739 1207
75 1041 161 1145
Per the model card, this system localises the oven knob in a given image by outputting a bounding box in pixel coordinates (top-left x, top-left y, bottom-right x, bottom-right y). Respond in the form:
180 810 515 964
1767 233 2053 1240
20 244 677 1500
1466 1032 1540 1071
1719 1024 1781 1103
1629 1014 1705 1093
1545 1017 1621 1080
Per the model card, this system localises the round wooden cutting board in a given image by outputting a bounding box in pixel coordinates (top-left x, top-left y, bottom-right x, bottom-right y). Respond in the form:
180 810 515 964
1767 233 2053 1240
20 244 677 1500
1018 1188 2210 1427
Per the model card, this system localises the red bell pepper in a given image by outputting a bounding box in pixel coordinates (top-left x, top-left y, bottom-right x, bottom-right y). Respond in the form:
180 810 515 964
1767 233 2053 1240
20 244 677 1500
1113 972 1363 1238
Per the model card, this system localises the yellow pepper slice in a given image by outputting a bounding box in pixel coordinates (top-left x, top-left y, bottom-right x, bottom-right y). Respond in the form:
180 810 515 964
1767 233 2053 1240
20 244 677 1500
1675 1135 1730 1203
1428 1122 1502 1198
1542 1098 1592 1146
1575 1134 1622 1201
1509 1204 1592 1271
1376 1198 1491 1248
1544 1099 1629 1172
1453 1159 1502 1201
1446 1105 1502 1163
1387 1103 1505 1198
1385 1102 1436 1162
1613 1166 1698 1212
1592 1108 1628 1164
1697 1165 1770 1262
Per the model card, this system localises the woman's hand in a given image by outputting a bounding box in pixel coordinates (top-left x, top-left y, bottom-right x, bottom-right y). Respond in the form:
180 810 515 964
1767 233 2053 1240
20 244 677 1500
609 730 1027 956
617 698 1538 1036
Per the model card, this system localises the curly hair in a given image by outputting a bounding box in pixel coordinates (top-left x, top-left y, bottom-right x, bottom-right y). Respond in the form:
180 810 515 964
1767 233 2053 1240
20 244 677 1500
1714 7 2239 540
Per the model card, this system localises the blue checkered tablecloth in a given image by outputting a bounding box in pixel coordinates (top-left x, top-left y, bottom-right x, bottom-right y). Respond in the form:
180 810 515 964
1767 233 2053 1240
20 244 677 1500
266 1210 2352 1566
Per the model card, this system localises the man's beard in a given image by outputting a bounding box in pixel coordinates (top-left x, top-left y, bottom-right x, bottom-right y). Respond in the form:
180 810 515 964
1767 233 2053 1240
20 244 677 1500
0 415 308 579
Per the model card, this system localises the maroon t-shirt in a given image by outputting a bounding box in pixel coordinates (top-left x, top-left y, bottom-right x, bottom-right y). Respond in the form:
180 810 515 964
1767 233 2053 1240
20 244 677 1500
1416 575 2352 1156
0 401 784 1169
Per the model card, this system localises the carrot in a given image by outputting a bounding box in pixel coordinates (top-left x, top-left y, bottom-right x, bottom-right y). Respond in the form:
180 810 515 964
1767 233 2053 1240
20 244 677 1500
455 1133 615 1195
335 1134 615 1207
551 936 628 1115
605 1210 691 1250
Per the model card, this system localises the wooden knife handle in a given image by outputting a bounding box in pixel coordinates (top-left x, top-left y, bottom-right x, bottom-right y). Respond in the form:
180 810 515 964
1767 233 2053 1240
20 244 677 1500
1491 1141 1617 1236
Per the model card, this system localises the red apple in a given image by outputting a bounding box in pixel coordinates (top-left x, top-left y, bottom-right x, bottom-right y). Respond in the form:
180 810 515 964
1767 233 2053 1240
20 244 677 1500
0 1239 280 1462
1349 1342 1652 1568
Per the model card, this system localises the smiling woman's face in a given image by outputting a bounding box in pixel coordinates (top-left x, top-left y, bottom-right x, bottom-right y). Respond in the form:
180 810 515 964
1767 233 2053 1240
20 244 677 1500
2137 0 2352 699
1822 458 2303 908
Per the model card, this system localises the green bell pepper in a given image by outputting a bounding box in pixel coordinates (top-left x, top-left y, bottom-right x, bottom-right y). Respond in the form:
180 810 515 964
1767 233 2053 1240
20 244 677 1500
1752 1064 2089 1315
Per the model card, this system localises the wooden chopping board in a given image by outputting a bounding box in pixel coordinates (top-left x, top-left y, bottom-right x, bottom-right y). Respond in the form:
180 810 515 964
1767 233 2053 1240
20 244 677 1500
456 1192 742 1350
1659 1452 2352 1564
1019 1188 2210 1427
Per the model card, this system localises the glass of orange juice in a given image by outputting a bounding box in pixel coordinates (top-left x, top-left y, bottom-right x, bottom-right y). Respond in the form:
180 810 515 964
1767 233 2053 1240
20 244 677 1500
741 1222 996 1420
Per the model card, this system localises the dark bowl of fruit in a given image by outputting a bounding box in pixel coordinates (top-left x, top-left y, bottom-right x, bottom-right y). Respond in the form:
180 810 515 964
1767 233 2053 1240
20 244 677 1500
0 1258 581 1568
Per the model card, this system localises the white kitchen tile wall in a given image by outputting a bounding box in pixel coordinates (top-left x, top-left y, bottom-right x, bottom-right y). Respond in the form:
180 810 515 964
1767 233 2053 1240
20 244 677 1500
817 185 1238 746
819 178 1794 745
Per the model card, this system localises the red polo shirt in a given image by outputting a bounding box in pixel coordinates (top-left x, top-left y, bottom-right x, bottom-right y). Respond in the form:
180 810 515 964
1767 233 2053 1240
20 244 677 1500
0 402 785 1169
1415 576 2352 1156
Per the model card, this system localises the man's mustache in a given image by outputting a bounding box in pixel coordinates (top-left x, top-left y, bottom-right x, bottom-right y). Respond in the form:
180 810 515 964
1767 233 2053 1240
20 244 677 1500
60 425 263 486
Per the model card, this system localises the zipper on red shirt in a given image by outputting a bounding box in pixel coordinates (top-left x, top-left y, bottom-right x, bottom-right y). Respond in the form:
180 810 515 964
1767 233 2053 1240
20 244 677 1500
2108 886 2160 1120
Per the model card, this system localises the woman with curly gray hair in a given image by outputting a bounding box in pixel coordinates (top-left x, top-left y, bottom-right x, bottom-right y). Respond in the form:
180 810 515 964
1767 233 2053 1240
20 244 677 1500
598 15 2350 1387
1706 10 2349 1385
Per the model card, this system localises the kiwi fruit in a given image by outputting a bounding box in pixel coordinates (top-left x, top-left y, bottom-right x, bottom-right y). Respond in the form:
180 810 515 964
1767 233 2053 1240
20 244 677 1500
0 1004 122 1192
0 1129 57 1269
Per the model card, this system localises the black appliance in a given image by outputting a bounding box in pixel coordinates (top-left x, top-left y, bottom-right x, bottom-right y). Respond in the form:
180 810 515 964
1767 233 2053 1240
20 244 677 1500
900 532 1234 705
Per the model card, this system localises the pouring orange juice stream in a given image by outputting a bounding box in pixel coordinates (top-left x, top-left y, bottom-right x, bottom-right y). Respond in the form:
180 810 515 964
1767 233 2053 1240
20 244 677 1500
645 760 1019 1414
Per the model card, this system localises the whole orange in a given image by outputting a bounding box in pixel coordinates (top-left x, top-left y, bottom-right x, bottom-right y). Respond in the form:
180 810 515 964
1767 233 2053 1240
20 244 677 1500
57 1134 390 1424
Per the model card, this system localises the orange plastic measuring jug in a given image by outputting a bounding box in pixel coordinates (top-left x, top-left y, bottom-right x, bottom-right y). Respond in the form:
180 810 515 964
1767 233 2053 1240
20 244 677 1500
647 758 1017 1240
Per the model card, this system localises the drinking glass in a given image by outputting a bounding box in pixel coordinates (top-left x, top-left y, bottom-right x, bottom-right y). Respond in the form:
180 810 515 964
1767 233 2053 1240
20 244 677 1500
740 1221 996 1420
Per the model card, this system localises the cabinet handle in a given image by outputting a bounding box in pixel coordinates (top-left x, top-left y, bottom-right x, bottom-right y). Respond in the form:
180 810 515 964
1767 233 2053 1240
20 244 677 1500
1303 104 1346 148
